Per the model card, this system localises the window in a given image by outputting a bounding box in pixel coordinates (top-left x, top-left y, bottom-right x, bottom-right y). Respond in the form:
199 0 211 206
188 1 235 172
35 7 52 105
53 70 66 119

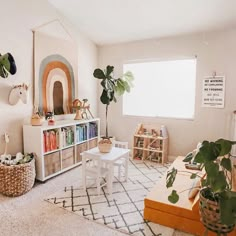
123 59 197 119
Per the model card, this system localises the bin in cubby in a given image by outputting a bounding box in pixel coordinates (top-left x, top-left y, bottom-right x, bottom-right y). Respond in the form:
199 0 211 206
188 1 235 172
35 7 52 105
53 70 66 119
76 142 88 163
44 151 60 177
62 147 75 169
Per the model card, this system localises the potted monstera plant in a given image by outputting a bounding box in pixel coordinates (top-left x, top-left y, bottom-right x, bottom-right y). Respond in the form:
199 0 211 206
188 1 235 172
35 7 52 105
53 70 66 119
166 139 236 234
93 65 134 152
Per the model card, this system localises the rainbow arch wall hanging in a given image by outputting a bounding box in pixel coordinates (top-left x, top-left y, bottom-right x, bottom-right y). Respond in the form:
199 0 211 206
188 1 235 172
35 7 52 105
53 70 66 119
38 54 75 115
33 20 78 116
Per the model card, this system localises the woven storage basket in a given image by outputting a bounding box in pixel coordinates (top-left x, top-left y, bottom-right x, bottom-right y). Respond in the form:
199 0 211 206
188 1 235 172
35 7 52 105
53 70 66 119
0 158 36 197
98 143 112 153
199 189 235 234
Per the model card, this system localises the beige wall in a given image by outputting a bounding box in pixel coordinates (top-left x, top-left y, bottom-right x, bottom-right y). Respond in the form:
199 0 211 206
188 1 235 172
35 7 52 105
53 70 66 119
0 0 98 155
98 29 236 158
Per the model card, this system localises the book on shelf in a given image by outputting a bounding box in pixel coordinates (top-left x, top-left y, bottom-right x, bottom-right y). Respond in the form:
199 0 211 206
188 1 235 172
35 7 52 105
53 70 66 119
60 127 74 148
43 129 58 153
89 122 98 139
76 124 88 142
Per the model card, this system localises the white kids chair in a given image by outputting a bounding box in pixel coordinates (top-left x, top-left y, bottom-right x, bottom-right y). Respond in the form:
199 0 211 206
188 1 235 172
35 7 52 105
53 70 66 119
113 140 129 181
82 152 110 195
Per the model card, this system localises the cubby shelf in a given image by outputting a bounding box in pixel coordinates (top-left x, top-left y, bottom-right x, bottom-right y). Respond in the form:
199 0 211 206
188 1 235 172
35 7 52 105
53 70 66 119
23 118 100 181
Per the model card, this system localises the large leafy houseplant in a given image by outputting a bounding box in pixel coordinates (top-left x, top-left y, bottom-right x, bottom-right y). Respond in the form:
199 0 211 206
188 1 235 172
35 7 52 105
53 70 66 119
166 139 236 231
93 65 134 138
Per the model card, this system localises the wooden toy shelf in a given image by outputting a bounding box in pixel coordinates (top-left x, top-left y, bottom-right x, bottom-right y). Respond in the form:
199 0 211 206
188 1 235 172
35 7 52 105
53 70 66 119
133 124 168 164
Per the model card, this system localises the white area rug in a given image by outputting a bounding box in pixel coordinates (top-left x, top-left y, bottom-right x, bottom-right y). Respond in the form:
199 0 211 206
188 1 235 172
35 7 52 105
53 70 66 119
46 160 174 236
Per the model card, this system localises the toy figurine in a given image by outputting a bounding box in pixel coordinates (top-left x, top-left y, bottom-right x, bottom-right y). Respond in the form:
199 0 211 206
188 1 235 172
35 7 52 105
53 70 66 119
72 98 94 120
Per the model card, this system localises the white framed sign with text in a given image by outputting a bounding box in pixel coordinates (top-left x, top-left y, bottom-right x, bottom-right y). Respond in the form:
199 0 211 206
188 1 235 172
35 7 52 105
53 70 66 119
202 76 225 108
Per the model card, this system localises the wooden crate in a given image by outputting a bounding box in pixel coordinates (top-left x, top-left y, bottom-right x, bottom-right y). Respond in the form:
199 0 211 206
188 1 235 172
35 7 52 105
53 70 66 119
44 151 60 177
76 143 88 163
62 147 75 169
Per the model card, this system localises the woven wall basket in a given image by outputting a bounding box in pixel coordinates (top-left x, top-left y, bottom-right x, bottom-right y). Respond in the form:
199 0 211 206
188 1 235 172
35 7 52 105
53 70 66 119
0 158 36 197
199 189 235 234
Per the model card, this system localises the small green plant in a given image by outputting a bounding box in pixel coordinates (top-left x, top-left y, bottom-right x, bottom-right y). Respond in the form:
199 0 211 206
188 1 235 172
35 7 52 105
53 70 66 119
18 153 34 164
166 139 236 226
93 65 134 138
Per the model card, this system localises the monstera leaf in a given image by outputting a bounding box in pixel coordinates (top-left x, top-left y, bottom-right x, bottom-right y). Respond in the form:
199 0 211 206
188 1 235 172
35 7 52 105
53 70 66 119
0 53 17 78
166 167 177 188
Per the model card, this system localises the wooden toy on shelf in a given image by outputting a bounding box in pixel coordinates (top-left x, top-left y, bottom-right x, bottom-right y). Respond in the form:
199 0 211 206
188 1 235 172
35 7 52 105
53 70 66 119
72 98 94 120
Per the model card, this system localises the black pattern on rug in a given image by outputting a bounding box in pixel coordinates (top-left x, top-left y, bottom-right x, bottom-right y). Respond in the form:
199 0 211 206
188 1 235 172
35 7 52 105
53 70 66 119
46 160 174 236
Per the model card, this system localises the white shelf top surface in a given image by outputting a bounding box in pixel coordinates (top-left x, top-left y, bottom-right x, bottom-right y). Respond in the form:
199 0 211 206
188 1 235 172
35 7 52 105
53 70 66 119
24 118 99 130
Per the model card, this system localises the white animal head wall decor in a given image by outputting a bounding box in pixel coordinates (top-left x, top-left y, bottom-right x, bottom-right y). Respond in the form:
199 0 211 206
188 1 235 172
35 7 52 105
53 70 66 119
8 83 29 105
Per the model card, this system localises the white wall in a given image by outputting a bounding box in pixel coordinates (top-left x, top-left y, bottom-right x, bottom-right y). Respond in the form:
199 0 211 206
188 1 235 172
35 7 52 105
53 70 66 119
98 29 236 158
0 0 98 155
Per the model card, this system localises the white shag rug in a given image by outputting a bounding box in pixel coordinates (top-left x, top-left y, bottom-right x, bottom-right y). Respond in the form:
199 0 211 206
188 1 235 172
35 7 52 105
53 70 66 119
46 160 174 236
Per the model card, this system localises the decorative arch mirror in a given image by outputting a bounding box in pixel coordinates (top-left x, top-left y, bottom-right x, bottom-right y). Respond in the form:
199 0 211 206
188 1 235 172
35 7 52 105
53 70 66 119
33 20 77 115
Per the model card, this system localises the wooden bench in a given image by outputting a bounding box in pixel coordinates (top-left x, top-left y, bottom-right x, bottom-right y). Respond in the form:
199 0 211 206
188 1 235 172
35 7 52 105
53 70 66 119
143 156 236 235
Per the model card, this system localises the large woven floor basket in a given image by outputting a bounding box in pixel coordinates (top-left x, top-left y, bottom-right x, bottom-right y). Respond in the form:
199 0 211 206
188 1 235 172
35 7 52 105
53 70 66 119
0 158 36 197
199 189 235 234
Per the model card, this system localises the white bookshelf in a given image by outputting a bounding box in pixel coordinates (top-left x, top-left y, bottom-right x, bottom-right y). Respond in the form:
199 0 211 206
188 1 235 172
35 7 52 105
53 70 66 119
23 118 100 181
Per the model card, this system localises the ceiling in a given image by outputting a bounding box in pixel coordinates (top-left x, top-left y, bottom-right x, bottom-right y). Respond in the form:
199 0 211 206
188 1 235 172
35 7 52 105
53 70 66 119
49 0 236 46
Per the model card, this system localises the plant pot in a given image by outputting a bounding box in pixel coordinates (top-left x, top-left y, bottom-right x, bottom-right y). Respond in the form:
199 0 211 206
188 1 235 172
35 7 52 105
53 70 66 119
98 138 112 153
31 115 44 126
199 188 235 234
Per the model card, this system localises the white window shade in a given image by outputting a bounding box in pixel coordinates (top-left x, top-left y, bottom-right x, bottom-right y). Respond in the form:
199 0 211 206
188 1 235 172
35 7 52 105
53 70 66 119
123 59 197 119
